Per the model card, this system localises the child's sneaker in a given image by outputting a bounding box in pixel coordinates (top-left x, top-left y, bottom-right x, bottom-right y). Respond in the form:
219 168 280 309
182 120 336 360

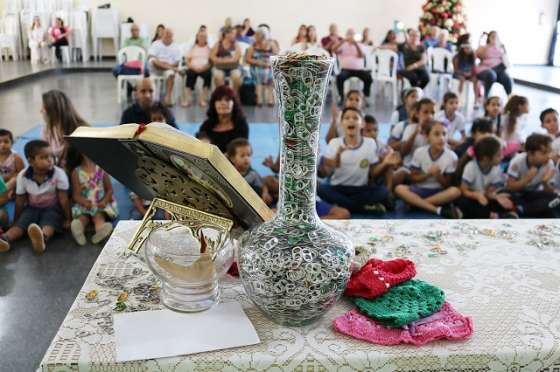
363 203 387 214
439 204 462 219
0 237 10 252
92 222 113 244
71 219 87 246
28 223 45 253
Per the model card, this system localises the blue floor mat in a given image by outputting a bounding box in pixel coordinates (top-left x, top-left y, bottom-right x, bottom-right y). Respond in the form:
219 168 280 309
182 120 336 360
8 122 435 222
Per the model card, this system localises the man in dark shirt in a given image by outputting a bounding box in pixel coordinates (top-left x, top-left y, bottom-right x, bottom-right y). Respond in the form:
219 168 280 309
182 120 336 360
120 78 177 127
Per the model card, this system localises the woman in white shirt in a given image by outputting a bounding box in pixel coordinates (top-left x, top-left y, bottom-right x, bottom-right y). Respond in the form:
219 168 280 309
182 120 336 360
182 30 212 108
28 16 47 64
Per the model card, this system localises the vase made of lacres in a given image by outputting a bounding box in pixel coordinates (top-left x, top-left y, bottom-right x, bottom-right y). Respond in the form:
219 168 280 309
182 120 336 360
144 223 234 312
237 53 354 326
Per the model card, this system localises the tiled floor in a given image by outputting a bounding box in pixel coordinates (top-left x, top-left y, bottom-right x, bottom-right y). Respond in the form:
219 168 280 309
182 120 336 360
0 64 560 372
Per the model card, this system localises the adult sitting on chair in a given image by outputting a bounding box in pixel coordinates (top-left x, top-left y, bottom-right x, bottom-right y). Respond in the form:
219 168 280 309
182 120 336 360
333 28 372 103
476 31 513 98
48 17 70 62
148 28 181 106
113 24 149 81
398 28 430 89
29 16 47 64
120 78 177 127
124 23 148 50
210 26 242 93
182 29 212 108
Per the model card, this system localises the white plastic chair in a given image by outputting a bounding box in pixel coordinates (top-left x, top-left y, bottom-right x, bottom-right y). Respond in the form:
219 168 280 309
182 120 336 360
0 15 21 61
372 49 399 107
68 10 89 62
116 46 147 104
427 47 454 102
343 77 365 97
92 8 119 61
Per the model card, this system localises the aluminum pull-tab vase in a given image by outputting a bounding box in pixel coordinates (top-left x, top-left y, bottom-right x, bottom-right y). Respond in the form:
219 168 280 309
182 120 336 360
238 53 354 326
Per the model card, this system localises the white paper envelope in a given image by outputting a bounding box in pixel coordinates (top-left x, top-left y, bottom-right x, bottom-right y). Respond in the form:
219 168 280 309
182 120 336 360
113 302 260 362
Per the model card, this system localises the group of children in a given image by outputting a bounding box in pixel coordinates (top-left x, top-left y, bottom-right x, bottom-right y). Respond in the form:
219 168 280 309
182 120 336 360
0 130 118 253
315 89 560 219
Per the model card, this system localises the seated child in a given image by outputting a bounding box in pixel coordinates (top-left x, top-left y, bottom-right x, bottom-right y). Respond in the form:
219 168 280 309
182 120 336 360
483 96 503 134
0 129 25 197
540 108 560 162
392 98 435 185
326 90 363 143
226 138 273 205
149 102 177 128
434 92 466 148
456 136 516 218
0 177 8 229
0 140 71 253
70 153 118 245
394 121 462 218
363 114 401 194
389 87 420 129
318 107 389 214
501 95 529 160
506 133 559 218
454 117 494 184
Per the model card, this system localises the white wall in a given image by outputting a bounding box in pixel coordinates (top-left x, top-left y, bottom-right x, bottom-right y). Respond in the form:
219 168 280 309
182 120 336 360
3 0 558 64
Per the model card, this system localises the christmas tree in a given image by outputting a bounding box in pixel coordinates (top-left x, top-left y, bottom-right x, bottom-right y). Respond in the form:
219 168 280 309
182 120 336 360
419 0 467 42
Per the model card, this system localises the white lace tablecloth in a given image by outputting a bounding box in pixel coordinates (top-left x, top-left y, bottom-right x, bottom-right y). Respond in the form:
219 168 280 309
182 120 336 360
39 220 560 372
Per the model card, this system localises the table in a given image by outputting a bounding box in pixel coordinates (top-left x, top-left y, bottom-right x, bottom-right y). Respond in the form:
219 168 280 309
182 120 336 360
39 220 560 371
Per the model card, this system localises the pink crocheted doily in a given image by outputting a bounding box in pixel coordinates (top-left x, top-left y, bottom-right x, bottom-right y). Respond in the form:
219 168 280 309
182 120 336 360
333 301 473 346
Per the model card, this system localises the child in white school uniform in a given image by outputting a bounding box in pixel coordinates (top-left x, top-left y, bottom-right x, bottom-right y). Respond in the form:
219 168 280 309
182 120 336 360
394 121 462 218
506 133 560 218
456 135 516 218
540 108 560 162
318 107 389 214
435 92 465 148
389 87 421 129
325 90 363 143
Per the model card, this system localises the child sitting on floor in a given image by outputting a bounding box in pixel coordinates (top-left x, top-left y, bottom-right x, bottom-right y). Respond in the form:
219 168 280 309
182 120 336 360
540 108 560 162
0 140 71 253
149 102 177 128
392 98 435 185
483 96 502 135
506 133 559 218
389 87 420 129
0 129 25 197
457 135 516 218
318 107 389 214
501 95 529 160
326 90 363 143
394 121 462 218
69 152 118 245
227 138 273 205
454 117 494 184
363 114 401 195
435 92 466 148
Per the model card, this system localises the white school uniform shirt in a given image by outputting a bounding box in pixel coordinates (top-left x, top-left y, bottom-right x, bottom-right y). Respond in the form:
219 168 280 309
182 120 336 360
16 166 69 208
462 160 504 192
551 136 560 158
434 110 465 140
402 123 429 167
506 153 556 191
148 40 181 65
390 120 408 141
409 146 458 189
389 110 400 128
325 137 379 186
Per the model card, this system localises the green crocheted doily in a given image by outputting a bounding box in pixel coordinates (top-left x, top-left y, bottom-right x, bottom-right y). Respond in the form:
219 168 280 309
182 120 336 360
353 279 445 328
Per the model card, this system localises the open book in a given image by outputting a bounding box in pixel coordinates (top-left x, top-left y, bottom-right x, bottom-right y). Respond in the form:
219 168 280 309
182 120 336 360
66 123 274 229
